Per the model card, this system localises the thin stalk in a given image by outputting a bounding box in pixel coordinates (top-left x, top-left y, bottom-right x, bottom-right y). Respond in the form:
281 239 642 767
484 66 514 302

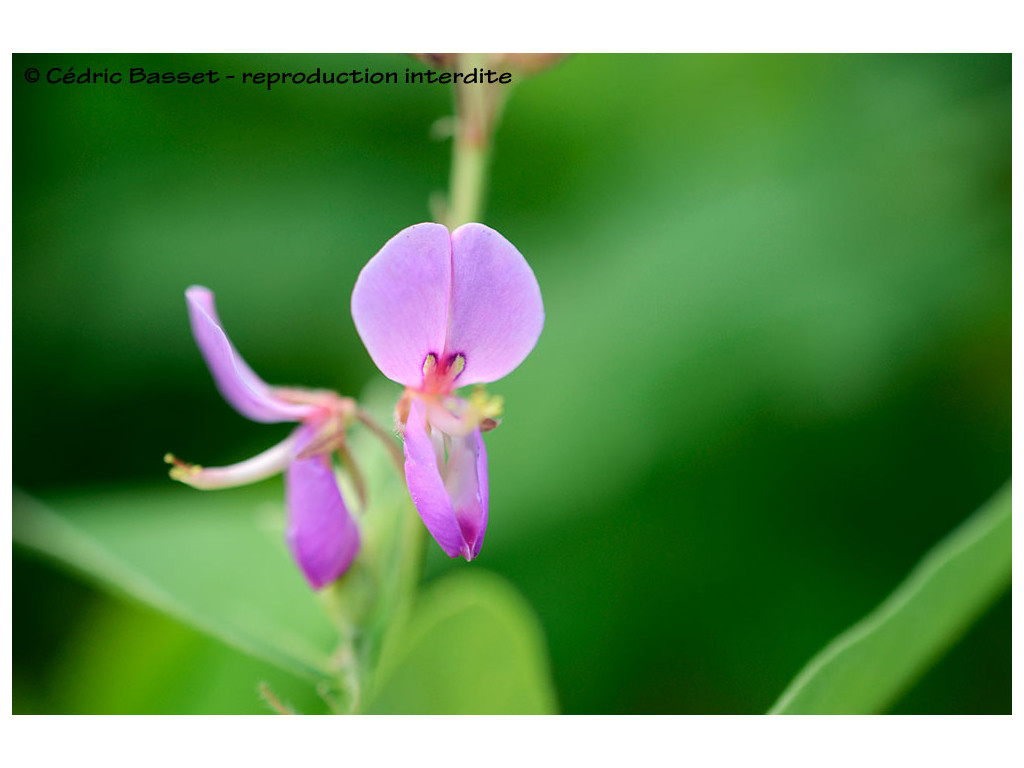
445 53 510 228
354 406 405 474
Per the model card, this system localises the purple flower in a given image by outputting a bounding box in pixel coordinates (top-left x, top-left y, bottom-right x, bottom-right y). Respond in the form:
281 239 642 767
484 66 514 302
351 223 543 560
167 286 360 589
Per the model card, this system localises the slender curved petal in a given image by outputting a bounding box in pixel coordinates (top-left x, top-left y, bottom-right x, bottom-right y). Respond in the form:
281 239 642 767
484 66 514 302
284 426 360 589
446 223 544 386
350 224 452 387
168 429 300 489
403 399 487 560
186 286 316 423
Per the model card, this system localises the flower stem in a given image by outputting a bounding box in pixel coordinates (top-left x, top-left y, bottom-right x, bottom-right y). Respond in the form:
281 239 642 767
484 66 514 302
317 580 366 713
354 406 405 474
445 53 510 228
447 137 488 227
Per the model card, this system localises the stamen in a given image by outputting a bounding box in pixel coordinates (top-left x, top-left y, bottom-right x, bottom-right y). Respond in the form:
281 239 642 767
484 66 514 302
417 386 505 439
469 388 504 421
164 453 202 482
165 434 297 490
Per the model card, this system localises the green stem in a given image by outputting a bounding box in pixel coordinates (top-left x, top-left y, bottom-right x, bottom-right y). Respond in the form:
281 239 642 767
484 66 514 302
315 54 515 712
448 137 489 227
354 406 405 475
445 53 509 228
316 389 426 714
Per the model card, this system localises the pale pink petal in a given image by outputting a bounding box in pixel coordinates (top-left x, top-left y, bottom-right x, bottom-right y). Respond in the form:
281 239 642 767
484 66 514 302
445 223 544 386
167 430 300 489
285 426 360 589
350 224 452 387
403 398 487 560
446 426 488 560
186 286 317 423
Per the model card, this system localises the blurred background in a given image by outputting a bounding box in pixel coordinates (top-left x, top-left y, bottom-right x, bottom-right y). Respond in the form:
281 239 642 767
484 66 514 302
13 53 1010 714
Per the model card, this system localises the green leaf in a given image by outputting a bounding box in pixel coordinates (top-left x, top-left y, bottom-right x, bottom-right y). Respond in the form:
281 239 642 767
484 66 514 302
37 593 329 714
768 482 1011 714
366 570 559 714
13 485 339 683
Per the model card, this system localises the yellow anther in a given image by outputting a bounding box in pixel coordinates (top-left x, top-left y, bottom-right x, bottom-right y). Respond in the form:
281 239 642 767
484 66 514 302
165 453 202 482
449 353 466 378
422 353 437 376
469 388 504 421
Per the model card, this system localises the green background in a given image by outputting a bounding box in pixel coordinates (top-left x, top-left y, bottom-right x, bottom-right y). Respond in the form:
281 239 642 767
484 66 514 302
13 53 1010 714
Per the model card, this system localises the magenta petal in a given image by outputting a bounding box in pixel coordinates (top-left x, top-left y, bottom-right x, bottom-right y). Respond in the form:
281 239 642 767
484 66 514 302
446 224 544 386
186 286 316 423
403 399 462 557
351 224 452 387
403 399 487 560
449 426 488 560
284 427 360 589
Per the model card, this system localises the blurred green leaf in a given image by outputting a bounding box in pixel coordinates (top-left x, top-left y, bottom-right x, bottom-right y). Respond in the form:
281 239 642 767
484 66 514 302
769 482 1011 714
13 485 339 683
41 592 327 714
367 570 559 714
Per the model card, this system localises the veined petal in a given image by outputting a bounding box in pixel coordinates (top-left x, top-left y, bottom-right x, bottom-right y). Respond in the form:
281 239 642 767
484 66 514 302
446 223 544 386
285 426 360 589
186 286 317 423
167 429 300 489
350 224 451 387
403 398 487 560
